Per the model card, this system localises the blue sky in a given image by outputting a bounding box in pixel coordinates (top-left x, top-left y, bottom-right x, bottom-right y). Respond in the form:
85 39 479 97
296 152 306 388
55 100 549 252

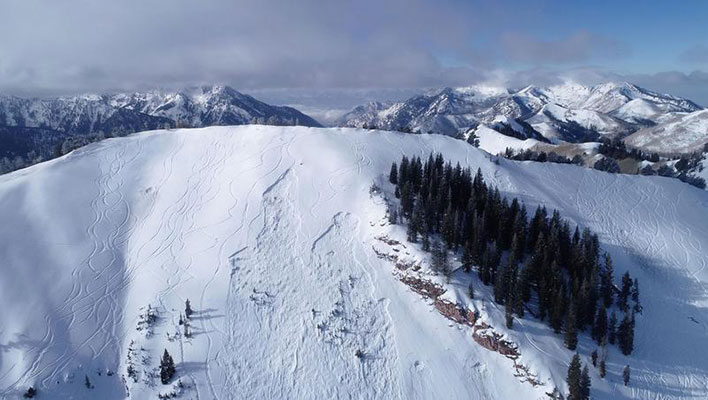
0 0 706 104
493 1 708 73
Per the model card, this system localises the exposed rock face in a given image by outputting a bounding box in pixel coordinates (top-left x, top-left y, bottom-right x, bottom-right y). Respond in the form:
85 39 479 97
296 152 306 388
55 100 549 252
433 299 476 326
472 328 520 359
398 275 446 299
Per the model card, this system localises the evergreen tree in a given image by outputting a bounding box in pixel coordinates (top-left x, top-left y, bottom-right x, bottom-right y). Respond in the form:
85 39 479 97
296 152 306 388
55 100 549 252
185 299 193 319
472 168 485 197
618 272 632 312
407 209 419 242
508 233 521 262
580 365 591 400
567 354 582 400
592 306 608 345
413 197 426 234
564 300 578 350
608 311 617 345
388 208 398 225
599 359 606 378
494 260 507 304
389 162 398 184
473 212 487 263
398 156 409 187
23 387 36 398
400 184 415 217
462 244 473 272
84 375 92 389
631 278 642 314
513 280 525 318
184 319 192 338
431 241 449 275
421 230 430 251
518 263 533 302
617 313 634 355
623 365 631 386
600 252 614 308
160 349 176 384
479 245 492 285
441 203 457 248
550 290 566 334
591 350 598 367
505 297 514 329
468 282 474 299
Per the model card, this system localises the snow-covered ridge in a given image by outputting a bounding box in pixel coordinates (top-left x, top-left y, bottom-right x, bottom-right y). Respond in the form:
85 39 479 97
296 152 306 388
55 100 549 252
0 126 707 399
0 85 320 162
336 82 704 150
624 109 708 154
0 85 320 134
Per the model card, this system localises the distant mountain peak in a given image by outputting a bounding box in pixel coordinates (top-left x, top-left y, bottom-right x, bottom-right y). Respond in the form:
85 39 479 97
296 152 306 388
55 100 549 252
0 87 321 165
337 81 703 145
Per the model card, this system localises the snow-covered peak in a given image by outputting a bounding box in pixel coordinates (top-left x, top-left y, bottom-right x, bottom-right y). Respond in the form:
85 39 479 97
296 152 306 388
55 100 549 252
613 98 662 123
625 109 708 153
453 84 509 98
0 87 321 135
541 81 593 108
337 81 702 149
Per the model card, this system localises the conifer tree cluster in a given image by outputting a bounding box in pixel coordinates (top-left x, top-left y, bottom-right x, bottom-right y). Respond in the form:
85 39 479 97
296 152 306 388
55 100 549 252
389 153 640 354
566 354 591 400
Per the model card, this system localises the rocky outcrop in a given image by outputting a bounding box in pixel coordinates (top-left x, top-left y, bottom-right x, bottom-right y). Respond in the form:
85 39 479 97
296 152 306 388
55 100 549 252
472 328 520 359
399 275 446 299
433 299 476 326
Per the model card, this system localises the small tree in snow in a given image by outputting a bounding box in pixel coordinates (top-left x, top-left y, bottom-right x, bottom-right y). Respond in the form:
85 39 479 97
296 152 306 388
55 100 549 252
160 349 176 384
23 387 36 398
566 354 582 400
389 162 398 184
184 320 192 338
185 300 193 319
580 366 591 400
591 350 598 367
623 365 631 386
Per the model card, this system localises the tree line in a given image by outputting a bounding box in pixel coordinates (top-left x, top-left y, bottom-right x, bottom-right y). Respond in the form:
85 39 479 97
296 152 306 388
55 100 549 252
388 153 640 356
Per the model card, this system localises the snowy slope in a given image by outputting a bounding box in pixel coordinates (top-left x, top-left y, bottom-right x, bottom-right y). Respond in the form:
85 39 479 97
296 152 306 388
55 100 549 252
624 110 708 154
0 126 707 399
474 125 541 155
612 99 662 124
526 103 633 141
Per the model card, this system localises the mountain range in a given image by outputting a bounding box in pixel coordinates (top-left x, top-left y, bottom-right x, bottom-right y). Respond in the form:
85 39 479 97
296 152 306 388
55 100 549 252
336 82 706 154
2 81 707 177
0 85 320 160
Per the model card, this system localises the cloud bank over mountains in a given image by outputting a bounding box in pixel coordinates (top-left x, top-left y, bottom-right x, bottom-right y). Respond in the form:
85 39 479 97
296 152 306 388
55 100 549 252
0 0 706 105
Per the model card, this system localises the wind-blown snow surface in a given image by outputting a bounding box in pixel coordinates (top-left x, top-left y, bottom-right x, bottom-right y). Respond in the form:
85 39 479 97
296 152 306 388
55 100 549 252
1 126 707 399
